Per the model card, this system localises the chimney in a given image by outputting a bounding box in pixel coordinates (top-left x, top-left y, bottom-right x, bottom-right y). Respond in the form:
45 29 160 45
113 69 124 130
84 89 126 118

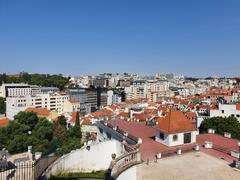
208 128 215 134
224 132 231 138
138 138 142 144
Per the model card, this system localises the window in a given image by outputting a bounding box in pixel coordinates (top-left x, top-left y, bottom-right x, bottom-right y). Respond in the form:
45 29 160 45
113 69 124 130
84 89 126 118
173 134 178 141
231 114 235 117
222 110 224 113
237 115 240 118
184 133 191 144
159 132 164 140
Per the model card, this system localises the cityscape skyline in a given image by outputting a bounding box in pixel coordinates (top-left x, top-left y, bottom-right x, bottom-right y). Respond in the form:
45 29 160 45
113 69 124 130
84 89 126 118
1 0 240 76
1 1 240 179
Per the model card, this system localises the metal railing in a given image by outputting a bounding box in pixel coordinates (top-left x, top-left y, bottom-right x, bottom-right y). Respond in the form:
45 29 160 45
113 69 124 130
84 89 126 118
0 161 34 180
0 156 58 180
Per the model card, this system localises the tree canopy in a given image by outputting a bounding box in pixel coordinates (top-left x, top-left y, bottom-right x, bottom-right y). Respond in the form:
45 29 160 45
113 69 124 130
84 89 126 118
199 116 240 140
0 111 82 156
0 97 6 114
0 72 70 90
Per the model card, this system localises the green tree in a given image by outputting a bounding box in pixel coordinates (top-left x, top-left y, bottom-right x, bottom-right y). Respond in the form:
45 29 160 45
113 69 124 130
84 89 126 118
58 115 67 127
0 73 69 90
199 116 240 140
0 111 82 156
68 111 82 139
0 97 6 114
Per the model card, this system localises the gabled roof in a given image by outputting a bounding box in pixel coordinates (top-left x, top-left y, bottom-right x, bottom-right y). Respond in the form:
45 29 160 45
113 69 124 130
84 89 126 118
156 110 196 133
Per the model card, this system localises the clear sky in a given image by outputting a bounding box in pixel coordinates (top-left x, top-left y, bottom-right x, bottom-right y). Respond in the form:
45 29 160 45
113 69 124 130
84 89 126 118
0 0 239 77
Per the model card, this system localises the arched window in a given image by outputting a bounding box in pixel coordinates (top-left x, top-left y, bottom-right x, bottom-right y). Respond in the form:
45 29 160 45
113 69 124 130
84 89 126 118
173 134 178 141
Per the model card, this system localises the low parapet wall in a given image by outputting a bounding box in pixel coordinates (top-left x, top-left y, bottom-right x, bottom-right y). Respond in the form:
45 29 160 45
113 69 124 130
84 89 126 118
45 140 122 177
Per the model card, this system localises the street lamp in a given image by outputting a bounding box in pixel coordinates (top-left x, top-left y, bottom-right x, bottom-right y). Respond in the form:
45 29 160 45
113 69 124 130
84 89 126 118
28 131 32 154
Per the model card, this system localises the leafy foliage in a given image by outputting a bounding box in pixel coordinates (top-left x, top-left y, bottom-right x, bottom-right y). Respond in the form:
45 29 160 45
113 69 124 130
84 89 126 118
0 72 70 90
199 116 240 140
0 97 6 114
0 111 82 156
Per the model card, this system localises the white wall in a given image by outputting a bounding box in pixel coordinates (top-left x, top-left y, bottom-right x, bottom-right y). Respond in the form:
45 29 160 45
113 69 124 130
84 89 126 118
155 131 197 146
6 96 33 119
210 104 240 121
46 140 123 176
117 165 137 180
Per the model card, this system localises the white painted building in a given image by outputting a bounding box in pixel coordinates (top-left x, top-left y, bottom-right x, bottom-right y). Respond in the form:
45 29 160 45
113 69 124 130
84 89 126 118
155 110 197 147
107 90 122 106
6 93 69 119
0 83 32 97
210 103 240 121
0 83 43 98
63 100 81 113
125 80 171 102
6 95 33 120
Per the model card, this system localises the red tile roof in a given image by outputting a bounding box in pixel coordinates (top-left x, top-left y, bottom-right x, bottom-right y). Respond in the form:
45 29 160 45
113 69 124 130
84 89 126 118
25 107 50 117
156 110 196 133
236 104 240 111
91 109 113 118
108 120 196 161
116 112 129 118
207 90 232 96
133 113 151 121
69 112 83 124
69 99 78 104
185 112 196 120
197 134 240 152
0 118 10 127
80 117 92 126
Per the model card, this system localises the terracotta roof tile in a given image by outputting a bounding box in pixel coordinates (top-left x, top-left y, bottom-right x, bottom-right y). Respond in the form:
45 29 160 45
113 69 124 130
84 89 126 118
236 104 240 111
197 133 240 152
133 113 151 121
156 110 196 133
116 112 129 118
25 107 51 117
0 118 10 127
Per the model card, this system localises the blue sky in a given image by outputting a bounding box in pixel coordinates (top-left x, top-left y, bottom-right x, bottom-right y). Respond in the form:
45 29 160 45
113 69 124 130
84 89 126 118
0 0 240 77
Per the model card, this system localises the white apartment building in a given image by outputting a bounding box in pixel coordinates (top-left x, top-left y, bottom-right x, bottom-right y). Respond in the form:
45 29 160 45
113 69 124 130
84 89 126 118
6 93 69 119
125 80 171 102
107 90 122 106
125 80 147 100
210 103 240 121
0 83 32 97
0 83 41 97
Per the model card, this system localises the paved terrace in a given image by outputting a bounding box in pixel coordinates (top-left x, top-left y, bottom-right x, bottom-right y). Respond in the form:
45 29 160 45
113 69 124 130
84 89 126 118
197 133 240 162
137 152 240 180
108 120 196 161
